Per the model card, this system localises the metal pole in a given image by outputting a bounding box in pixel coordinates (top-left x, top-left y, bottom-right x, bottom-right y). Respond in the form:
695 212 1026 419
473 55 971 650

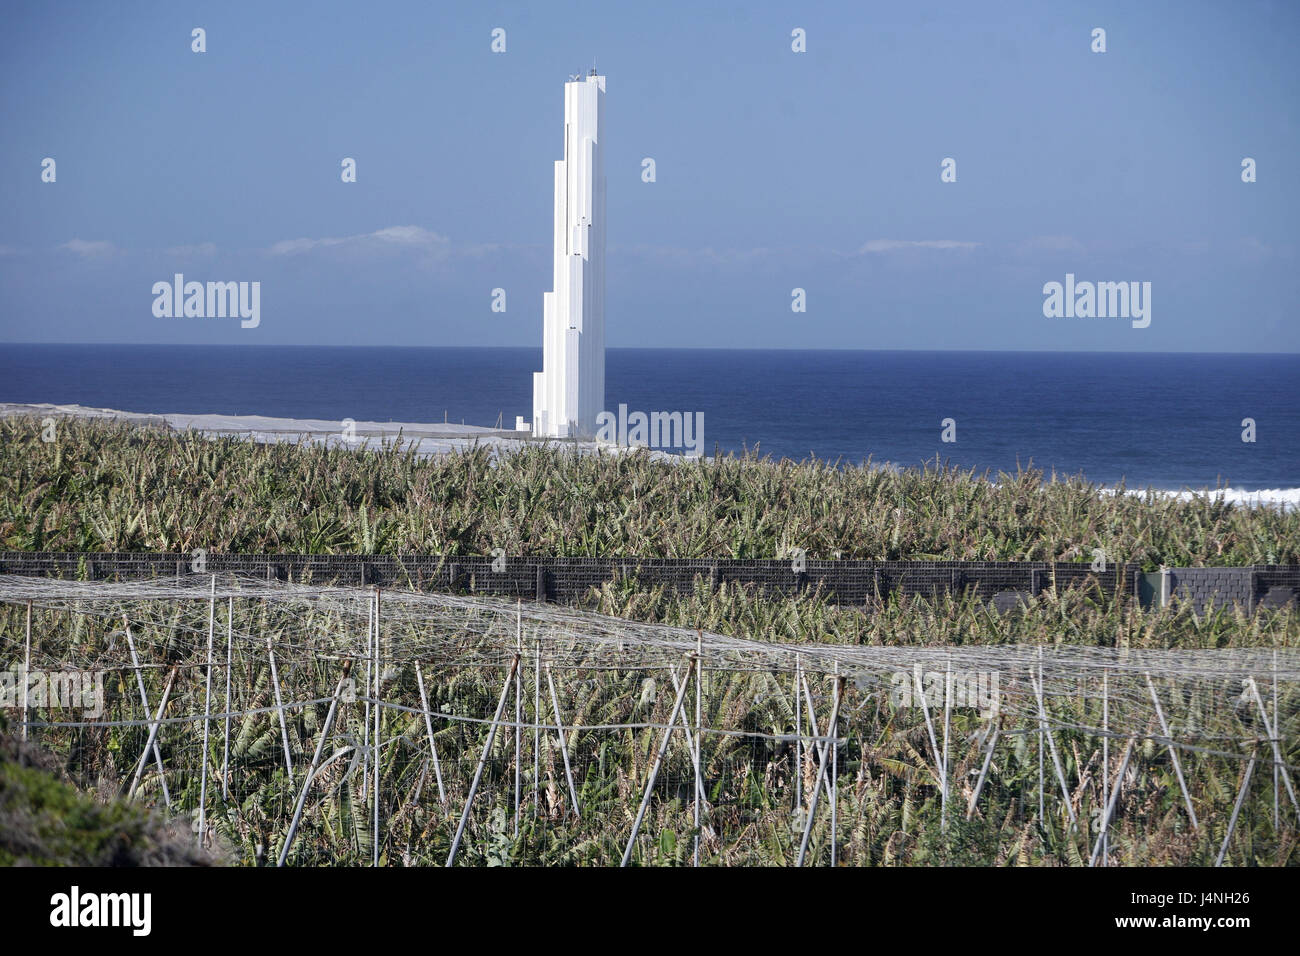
414 665 446 803
22 600 31 741
1088 736 1135 866
831 661 840 865
1273 650 1280 831
1145 673 1198 828
1216 750 1257 867
794 653 802 813
914 663 944 801
278 660 354 866
941 658 951 832
1102 669 1109 864
1037 651 1044 822
124 623 171 808
801 677 836 807
372 588 381 867
668 665 697 753
515 602 522 837
127 666 177 799
222 596 233 802
197 574 216 845
363 591 372 795
546 667 581 817
266 634 293 781
796 674 844 867
966 723 1000 819
447 656 520 867
621 659 693 867
1247 678 1299 816
693 630 703 867
533 631 541 818
1033 671 1077 825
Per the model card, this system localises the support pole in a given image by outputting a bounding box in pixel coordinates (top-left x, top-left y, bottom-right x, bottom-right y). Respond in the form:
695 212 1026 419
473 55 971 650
1273 650 1280 831
128 666 177 799
1247 678 1299 817
794 654 803 813
796 673 844 867
414 665 446 803
277 660 354 867
363 591 372 795
800 677 836 806
22 600 31 741
941 658 951 832
545 667 581 817
1037 651 1044 822
222 596 233 802
1102 669 1109 864
693 631 703 867
372 588 381 867
124 623 171 808
966 723 1000 819
533 631 541 818
1145 673 1198 828
198 575 216 846
446 656 520 867
1089 736 1135 866
831 661 840 864
266 634 293 781
620 658 693 867
514 602 522 837
1032 671 1077 825
1215 750 1257 867
667 665 696 752
914 663 945 802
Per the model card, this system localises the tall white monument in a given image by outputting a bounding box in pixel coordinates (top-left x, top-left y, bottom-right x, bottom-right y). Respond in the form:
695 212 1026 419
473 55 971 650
530 71 606 439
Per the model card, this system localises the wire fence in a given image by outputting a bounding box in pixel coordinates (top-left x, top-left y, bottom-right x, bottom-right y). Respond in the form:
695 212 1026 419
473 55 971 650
1 573 1296 866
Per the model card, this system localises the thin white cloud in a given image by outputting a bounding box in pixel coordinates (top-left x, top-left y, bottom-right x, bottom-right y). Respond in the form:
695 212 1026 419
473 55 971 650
370 225 447 246
855 239 979 253
60 239 118 257
612 243 777 265
267 225 495 258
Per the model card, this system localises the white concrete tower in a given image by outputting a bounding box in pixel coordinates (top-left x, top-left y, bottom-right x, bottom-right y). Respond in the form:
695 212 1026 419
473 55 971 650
531 71 606 438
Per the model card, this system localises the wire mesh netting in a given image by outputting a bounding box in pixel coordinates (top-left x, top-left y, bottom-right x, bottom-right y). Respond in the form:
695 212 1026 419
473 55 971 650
1 573 1296 866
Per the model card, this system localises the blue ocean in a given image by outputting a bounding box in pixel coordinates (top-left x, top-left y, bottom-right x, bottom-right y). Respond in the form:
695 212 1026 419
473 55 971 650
1 345 1296 491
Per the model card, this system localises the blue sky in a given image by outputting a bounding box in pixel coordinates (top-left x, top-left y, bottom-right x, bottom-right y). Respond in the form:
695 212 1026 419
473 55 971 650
1 0 1296 351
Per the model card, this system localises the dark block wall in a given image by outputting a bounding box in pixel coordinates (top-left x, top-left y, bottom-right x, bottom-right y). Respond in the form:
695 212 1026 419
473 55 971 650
0 551 1165 611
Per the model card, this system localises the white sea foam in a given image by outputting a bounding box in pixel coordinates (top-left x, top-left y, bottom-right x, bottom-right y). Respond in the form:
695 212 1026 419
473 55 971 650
1114 486 1300 510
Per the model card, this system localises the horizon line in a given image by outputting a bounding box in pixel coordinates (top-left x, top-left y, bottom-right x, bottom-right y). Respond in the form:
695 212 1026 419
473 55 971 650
2 342 1298 358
